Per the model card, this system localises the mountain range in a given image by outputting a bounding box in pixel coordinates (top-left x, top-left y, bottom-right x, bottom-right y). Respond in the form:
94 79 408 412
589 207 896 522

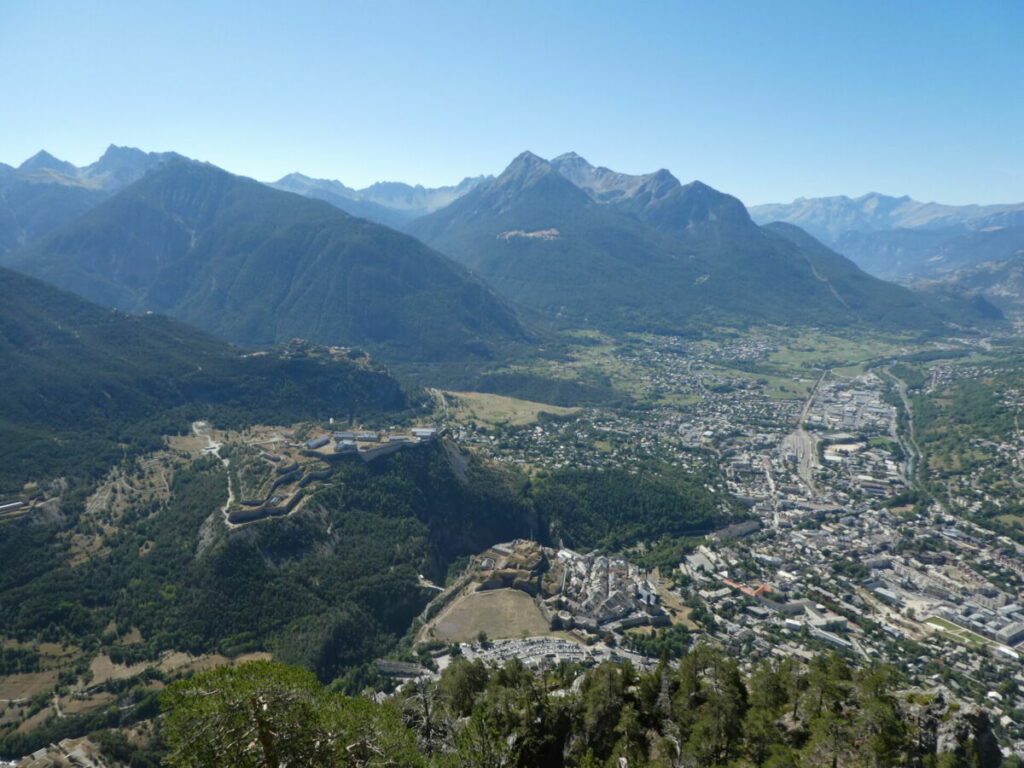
1 145 1006 368
4 159 526 364
749 193 1024 283
406 152 997 332
0 145 184 255
913 253 1024 314
269 172 487 228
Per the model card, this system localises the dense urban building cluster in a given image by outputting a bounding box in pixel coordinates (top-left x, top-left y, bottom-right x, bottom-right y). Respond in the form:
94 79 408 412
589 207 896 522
420 336 1024 756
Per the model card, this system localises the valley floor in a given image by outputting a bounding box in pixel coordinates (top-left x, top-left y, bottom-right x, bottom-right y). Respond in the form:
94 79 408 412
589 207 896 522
5 326 1024 759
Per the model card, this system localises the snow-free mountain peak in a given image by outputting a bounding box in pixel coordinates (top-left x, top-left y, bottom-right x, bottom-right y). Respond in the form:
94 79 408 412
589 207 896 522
408 150 994 334
549 152 680 204
18 150 78 176
498 150 555 182
10 159 526 363
268 170 489 226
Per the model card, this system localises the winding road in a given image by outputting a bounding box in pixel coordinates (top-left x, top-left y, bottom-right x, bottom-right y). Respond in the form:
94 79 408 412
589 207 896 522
193 421 235 522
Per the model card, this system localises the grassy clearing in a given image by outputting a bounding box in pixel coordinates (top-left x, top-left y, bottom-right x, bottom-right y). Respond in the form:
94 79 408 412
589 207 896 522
832 364 866 378
89 655 149 685
764 331 905 371
61 691 117 716
707 364 814 400
655 586 698 630
924 617 992 647
0 670 58 701
445 391 578 427
654 393 702 407
424 589 551 643
995 514 1024 531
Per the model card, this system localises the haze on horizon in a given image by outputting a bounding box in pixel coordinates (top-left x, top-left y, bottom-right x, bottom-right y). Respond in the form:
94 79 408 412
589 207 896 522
1 0 1021 206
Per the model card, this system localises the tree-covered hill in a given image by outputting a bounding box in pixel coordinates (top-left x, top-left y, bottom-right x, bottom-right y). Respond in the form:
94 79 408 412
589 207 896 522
0 442 534 687
763 222 1003 324
533 466 731 551
407 152 999 334
6 159 528 364
150 649 1003 768
0 265 411 490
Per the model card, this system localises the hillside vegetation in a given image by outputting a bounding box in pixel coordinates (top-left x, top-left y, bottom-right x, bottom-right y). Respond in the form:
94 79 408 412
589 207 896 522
155 650 1002 768
408 152 997 335
7 160 528 364
0 266 412 491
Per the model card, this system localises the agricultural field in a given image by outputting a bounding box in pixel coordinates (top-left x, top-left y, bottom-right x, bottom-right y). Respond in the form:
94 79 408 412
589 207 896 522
443 391 578 427
484 328 927 413
761 330 907 372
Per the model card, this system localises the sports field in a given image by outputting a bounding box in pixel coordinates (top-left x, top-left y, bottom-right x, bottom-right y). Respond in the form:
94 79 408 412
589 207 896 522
425 589 551 642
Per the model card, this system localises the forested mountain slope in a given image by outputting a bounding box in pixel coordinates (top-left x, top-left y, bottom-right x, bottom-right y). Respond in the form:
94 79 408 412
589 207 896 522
0 265 410 490
7 160 527 363
408 152 996 333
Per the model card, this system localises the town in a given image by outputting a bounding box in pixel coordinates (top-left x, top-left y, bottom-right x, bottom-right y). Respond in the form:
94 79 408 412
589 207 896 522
5 333 1024 754
416 335 1024 754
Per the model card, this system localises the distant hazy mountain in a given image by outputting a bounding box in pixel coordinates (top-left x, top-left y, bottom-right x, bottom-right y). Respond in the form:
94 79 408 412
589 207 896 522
77 144 187 189
0 264 409 489
549 151 669 202
0 145 184 254
7 159 526 363
17 149 80 177
13 144 185 190
407 152 994 333
749 193 1024 281
749 193 1024 240
269 173 411 228
916 251 1024 315
269 172 487 227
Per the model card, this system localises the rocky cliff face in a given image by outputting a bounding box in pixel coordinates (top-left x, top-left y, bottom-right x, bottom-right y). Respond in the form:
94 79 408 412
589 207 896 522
902 690 1003 768
935 707 1002 767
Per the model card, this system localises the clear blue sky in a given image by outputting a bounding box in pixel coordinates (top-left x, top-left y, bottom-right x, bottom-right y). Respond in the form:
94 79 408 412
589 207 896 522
1 0 1021 205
